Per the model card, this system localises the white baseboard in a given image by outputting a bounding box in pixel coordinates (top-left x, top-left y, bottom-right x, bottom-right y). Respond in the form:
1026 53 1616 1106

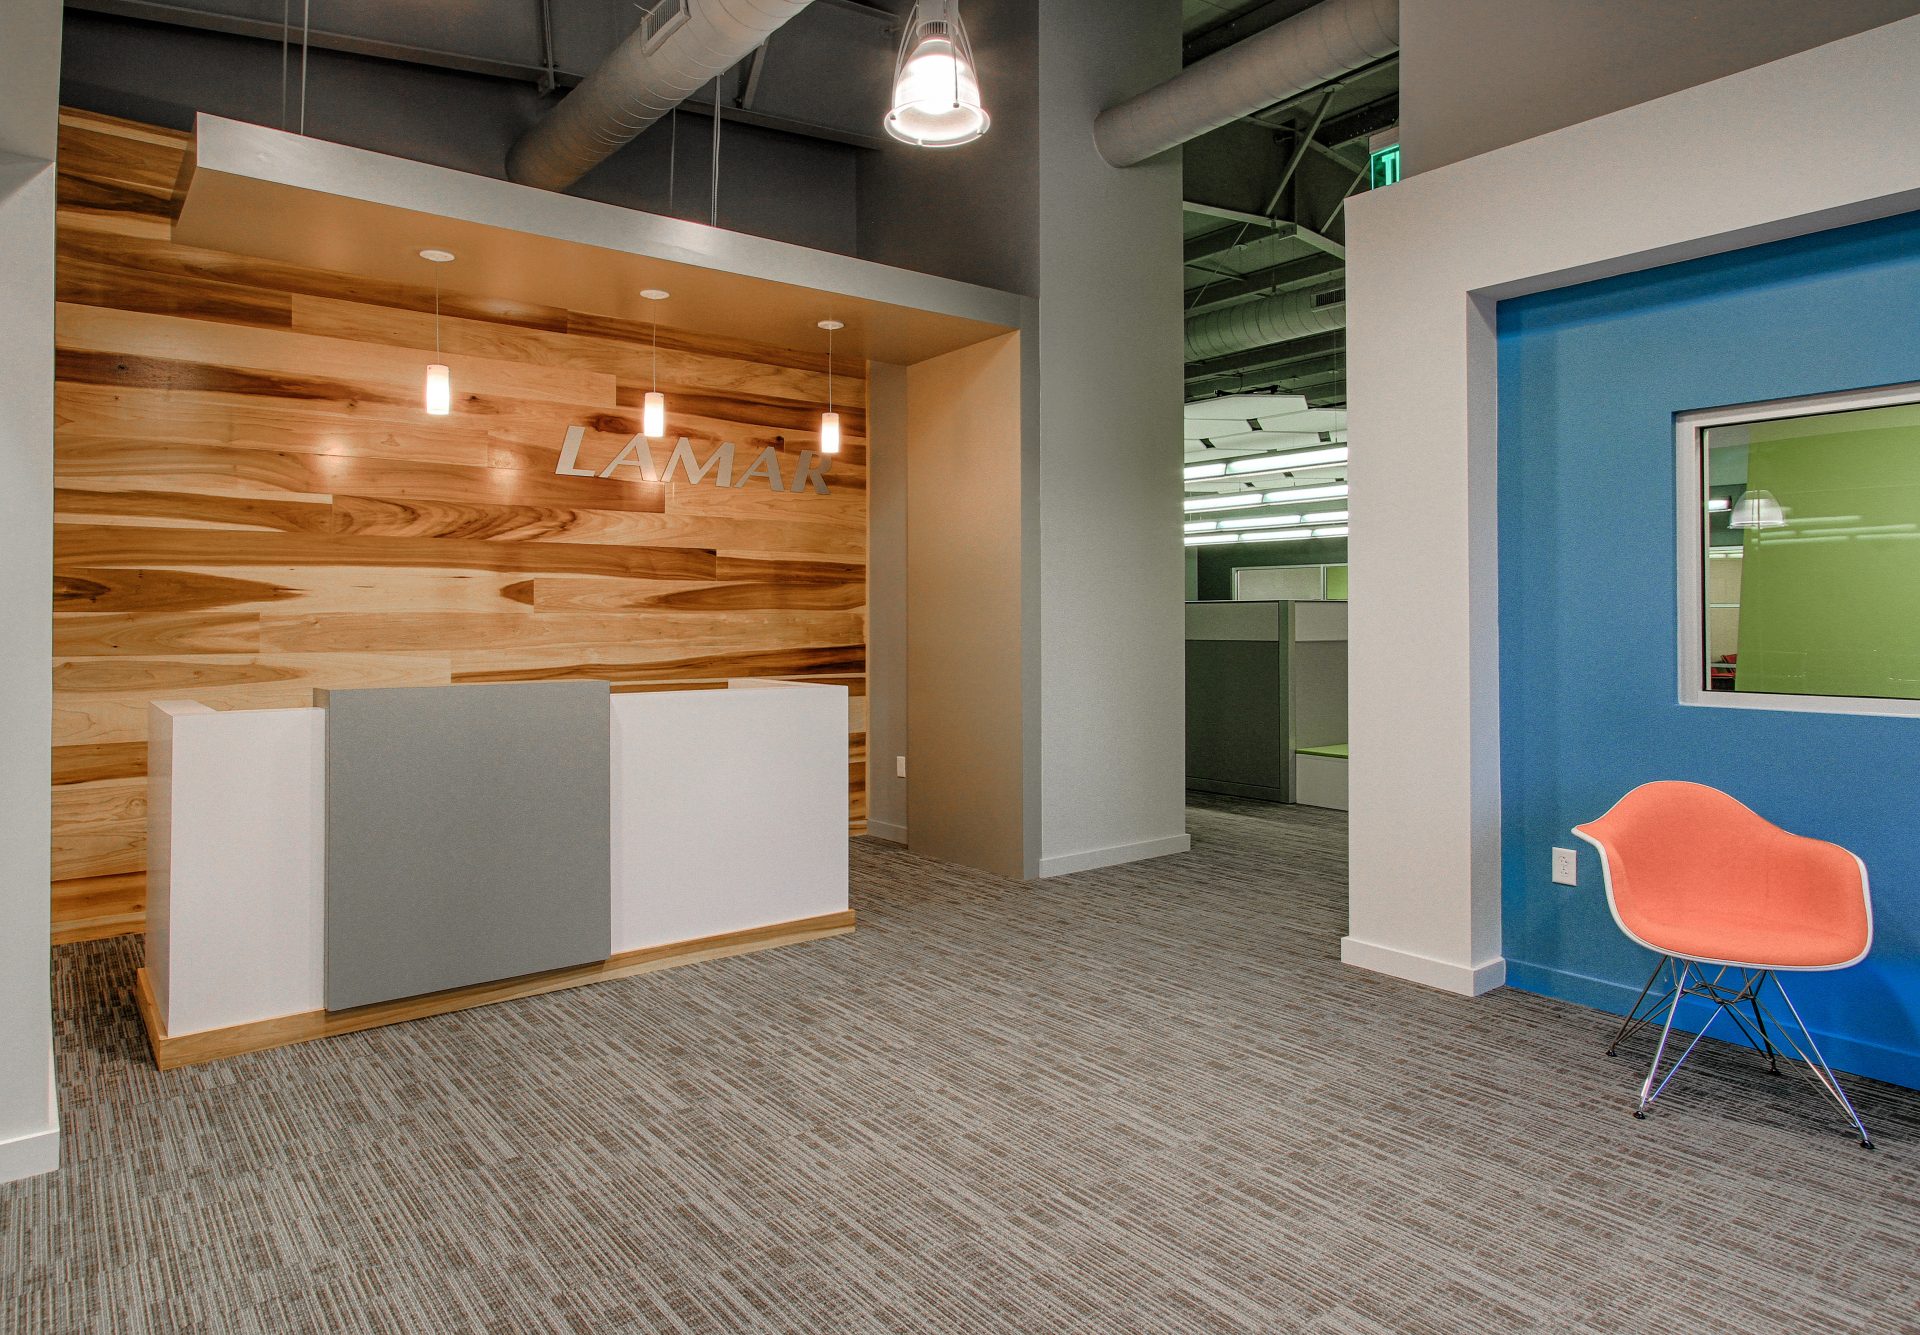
0 1056 59 1183
1037 833 1192 879
864 820 908 846
1340 936 1507 996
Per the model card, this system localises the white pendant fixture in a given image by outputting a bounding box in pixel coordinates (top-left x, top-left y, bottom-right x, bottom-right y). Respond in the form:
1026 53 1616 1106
884 1 990 148
419 248 455 416
1729 488 1787 529
641 289 670 439
818 320 844 455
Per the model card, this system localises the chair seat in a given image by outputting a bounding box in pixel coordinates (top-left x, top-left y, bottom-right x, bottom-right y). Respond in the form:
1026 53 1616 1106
1622 900 1864 970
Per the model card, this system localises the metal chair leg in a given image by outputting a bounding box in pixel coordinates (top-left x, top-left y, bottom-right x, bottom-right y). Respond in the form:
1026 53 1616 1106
1636 959 1699 1117
1745 970 1782 1075
1753 972 1874 1148
1607 955 1673 1057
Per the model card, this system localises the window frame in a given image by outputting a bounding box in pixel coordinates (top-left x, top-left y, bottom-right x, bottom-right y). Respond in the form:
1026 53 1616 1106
1676 379 1920 718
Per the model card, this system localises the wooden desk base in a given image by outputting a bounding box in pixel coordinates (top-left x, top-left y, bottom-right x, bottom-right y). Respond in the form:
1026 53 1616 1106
134 910 856 1070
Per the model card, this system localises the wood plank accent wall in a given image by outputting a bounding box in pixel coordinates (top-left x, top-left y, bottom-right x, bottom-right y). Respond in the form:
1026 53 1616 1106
51 110 868 943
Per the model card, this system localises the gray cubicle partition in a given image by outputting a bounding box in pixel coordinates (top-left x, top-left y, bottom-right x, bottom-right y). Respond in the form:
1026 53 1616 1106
319 681 612 1011
1186 601 1291 801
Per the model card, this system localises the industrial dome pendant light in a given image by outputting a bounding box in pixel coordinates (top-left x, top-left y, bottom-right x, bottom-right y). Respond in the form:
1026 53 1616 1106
419 249 456 416
1728 488 1788 530
640 289 670 439
884 1 989 148
818 320 844 455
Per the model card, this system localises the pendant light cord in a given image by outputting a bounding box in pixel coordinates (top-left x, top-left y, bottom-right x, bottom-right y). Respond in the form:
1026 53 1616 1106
652 317 658 389
434 279 441 358
299 0 311 136
826 325 834 415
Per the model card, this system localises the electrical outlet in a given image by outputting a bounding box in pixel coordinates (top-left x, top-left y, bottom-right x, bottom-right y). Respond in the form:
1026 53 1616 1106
1551 847 1578 886
896 755 907 779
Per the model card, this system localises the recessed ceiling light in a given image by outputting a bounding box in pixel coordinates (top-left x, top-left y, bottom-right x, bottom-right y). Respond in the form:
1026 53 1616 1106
419 248 456 263
640 289 670 301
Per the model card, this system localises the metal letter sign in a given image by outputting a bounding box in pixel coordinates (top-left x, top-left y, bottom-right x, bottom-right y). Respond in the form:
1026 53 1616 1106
552 426 830 495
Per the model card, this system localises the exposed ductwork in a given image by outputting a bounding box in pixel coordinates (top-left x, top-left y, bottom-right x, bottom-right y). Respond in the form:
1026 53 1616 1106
1094 0 1397 169
1185 287 1345 363
507 0 814 192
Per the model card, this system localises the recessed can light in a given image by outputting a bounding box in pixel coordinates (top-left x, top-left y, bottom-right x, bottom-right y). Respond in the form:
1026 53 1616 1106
419 248 456 263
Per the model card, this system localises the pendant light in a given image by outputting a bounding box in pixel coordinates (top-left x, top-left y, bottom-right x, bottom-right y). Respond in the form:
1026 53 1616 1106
884 1 989 148
1728 488 1787 529
640 289 669 438
817 320 843 455
419 248 455 416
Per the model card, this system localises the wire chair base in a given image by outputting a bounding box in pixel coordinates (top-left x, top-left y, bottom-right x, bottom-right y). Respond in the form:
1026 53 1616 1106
1608 955 1873 1148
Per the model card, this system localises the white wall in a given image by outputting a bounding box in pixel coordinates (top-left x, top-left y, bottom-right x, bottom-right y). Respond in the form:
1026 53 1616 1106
1033 0 1191 878
864 361 909 844
1400 0 1920 174
1344 14 1920 994
0 0 61 1184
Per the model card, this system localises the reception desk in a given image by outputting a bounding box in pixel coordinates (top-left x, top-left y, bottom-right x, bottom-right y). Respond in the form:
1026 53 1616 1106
138 680 853 1068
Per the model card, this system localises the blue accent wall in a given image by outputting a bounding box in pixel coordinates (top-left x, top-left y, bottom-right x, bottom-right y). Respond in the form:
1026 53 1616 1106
1497 211 1920 1090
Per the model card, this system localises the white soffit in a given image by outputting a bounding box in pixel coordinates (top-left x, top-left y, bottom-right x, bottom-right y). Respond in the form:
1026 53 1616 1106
173 115 1024 363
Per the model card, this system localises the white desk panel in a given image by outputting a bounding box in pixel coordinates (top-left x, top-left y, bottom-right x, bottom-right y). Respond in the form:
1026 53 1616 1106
611 681 850 953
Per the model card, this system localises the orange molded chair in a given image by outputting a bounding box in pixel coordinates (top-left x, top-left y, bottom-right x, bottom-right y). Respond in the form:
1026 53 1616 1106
1573 781 1875 1146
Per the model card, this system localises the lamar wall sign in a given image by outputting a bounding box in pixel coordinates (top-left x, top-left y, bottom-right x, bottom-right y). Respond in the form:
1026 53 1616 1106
553 426 832 494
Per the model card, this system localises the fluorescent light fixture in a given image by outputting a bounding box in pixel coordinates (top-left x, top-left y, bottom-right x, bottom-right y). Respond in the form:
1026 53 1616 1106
1184 520 1218 533
1184 532 1239 546
1220 514 1305 531
1304 510 1349 524
885 1 989 147
1223 445 1348 475
1705 496 1731 513
1313 525 1349 538
1183 494 1266 513
1184 446 1347 483
1239 529 1315 544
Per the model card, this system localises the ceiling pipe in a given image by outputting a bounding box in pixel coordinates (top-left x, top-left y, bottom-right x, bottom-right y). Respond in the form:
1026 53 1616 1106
507 0 814 192
1185 287 1344 363
1093 0 1397 169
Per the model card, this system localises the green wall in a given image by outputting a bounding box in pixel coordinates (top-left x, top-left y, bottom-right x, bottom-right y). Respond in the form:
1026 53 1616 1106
1736 417 1920 699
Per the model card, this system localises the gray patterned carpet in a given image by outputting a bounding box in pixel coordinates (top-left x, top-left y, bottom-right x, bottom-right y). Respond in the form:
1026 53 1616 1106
5 796 1918 1333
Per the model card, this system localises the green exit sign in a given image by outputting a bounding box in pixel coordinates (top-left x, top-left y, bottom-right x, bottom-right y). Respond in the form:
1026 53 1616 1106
1368 142 1401 190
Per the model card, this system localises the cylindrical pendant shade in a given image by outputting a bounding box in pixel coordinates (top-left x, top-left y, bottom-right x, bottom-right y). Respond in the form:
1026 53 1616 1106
643 391 667 439
424 363 452 416
820 411 841 455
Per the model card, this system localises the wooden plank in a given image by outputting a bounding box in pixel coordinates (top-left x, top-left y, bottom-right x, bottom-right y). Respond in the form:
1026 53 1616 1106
134 910 857 1069
51 872 146 945
54 741 148 786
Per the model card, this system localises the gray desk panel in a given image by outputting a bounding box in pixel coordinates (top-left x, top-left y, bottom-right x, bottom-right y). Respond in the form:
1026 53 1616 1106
320 681 612 1011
